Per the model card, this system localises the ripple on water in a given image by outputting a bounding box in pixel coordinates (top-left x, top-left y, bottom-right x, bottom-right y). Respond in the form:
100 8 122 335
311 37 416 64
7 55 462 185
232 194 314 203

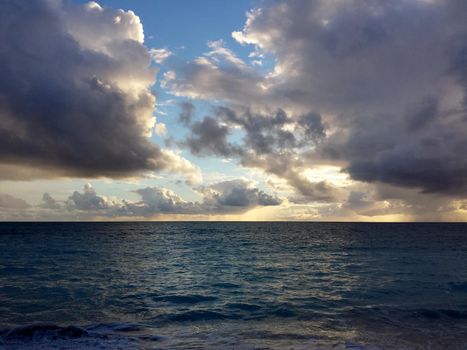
152 294 218 304
2 222 467 349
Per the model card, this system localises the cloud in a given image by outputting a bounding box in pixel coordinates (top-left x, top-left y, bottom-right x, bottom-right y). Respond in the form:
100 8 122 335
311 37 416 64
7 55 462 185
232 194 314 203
2 181 467 221
0 193 35 221
157 150 202 185
165 0 467 197
129 187 195 214
183 116 239 157
154 123 167 136
199 179 281 210
163 39 262 104
178 102 195 126
149 47 173 64
25 181 281 219
129 179 281 216
41 193 61 210
0 0 196 182
66 183 115 211
178 104 335 202
0 193 31 209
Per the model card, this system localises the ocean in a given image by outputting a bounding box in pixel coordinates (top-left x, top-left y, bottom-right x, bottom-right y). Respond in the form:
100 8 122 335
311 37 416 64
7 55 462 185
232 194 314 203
0 222 466 349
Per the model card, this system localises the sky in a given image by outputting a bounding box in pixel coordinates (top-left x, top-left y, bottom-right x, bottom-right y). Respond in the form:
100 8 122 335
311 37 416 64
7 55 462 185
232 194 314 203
0 0 467 221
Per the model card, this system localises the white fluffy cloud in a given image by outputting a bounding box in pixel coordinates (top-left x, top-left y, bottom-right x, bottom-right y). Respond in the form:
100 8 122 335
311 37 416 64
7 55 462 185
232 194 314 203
149 48 173 64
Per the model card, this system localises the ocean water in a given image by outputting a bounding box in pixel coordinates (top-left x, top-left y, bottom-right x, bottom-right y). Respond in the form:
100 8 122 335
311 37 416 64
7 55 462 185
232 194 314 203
1 222 467 350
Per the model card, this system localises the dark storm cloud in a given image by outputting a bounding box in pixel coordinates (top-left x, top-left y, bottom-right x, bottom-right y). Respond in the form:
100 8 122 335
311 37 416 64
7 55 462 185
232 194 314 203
405 96 439 132
215 107 326 154
216 107 293 154
166 0 467 197
184 116 239 157
0 0 196 180
178 104 334 202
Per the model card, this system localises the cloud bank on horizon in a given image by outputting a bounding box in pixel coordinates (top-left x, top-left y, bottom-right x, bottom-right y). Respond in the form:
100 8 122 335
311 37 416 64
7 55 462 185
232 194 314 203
0 181 281 221
1 0 467 221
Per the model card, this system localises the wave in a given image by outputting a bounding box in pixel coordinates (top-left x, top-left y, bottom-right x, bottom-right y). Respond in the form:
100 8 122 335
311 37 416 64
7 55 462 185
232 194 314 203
0 323 156 350
1 324 87 341
412 308 467 320
448 281 467 292
161 309 237 322
151 294 218 304
2 319 466 350
225 302 262 311
346 305 467 322
2 305 467 349
0 322 383 350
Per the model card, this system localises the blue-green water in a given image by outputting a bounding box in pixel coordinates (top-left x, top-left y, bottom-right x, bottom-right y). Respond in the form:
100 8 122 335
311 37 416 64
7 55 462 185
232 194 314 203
1 222 467 349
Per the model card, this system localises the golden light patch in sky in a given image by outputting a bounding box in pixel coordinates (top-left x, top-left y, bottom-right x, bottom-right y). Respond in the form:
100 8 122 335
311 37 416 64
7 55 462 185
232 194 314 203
303 166 353 187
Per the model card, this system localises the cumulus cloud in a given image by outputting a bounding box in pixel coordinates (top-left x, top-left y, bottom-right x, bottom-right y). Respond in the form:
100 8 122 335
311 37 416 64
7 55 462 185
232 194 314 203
183 116 238 157
128 179 281 216
149 47 173 64
0 193 31 209
0 193 35 221
158 150 202 185
199 179 281 210
3 181 467 221
163 39 262 104
165 0 467 197
154 123 167 136
0 0 196 182
130 187 195 214
24 181 281 219
178 104 335 202
41 193 61 210
66 183 115 211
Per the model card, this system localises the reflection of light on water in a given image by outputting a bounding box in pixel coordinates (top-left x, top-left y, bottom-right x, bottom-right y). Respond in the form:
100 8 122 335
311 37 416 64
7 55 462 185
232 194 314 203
1 222 467 348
